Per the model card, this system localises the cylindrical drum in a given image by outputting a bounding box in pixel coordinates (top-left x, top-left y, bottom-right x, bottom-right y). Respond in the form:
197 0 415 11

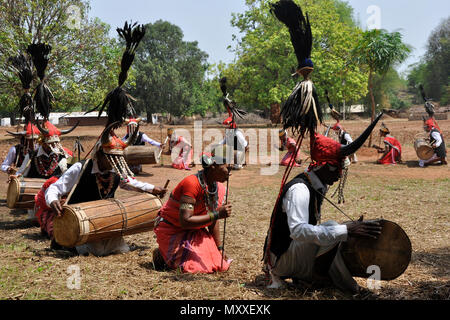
340 220 411 281
53 193 162 247
414 139 434 160
7 177 46 209
124 146 160 165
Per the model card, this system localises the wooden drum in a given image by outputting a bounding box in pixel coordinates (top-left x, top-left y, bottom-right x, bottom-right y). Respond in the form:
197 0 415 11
340 220 411 280
124 146 160 165
7 177 46 209
53 193 162 248
414 139 434 160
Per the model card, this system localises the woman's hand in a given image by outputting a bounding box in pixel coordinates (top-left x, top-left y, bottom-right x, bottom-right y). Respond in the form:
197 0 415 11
217 204 232 220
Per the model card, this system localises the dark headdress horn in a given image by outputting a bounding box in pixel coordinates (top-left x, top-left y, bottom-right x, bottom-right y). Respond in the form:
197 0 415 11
100 121 120 146
35 119 49 135
60 120 80 135
340 112 384 157
6 131 26 137
124 122 140 147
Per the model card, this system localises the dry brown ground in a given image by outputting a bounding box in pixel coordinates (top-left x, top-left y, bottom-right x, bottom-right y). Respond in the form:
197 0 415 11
0 118 449 300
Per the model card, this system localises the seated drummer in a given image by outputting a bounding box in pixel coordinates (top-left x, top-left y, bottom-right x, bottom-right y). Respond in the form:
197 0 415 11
121 118 165 174
152 146 232 273
420 119 447 167
37 122 168 256
263 116 383 295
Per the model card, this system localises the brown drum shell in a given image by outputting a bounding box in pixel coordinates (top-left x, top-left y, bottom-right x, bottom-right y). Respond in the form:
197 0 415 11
7 177 46 209
340 220 411 281
414 139 434 160
53 193 162 248
124 146 160 165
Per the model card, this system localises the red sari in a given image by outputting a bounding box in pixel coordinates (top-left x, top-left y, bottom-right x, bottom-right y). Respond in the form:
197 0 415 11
171 136 193 170
378 136 402 165
154 174 231 273
34 177 60 238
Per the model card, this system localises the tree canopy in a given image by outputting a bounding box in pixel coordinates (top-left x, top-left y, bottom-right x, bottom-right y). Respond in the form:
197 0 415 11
131 20 215 118
407 17 449 105
220 0 369 113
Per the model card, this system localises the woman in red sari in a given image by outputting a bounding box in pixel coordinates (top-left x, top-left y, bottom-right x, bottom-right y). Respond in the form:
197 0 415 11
153 150 233 273
279 130 302 167
377 125 402 165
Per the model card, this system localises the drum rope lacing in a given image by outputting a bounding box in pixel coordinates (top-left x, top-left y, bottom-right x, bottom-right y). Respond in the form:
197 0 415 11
75 196 161 234
112 198 128 235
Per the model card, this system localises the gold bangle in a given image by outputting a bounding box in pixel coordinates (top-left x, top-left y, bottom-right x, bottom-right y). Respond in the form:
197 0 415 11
208 212 215 222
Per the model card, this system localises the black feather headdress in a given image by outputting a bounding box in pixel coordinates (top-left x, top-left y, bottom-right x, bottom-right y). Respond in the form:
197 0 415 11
271 0 321 136
86 21 146 129
8 53 35 124
27 43 54 120
270 0 313 71
219 77 247 126
325 89 341 122
419 84 435 117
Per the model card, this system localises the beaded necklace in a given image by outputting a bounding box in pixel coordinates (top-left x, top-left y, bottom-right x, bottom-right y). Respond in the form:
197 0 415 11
196 170 219 213
34 153 59 177
95 172 115 199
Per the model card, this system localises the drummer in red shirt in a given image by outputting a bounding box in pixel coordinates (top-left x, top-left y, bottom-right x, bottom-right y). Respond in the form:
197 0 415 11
376 124 402 165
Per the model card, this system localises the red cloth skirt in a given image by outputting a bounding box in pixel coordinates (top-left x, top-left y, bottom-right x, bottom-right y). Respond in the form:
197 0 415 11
34 177 59 238
154 222 231 274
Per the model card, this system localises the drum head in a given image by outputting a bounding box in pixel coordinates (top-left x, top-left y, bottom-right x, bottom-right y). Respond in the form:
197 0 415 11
341 220 412 280
53 207 83 248
6 177 20 209
417 146 434 160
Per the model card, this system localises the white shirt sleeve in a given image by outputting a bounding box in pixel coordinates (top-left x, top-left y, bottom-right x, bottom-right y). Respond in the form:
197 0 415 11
344 133 353 144
45 162 83 206
141 134 162 148
282 183 348 246
431 131 443 148
235 130 248 148
1 146 16 172
120 177 154 193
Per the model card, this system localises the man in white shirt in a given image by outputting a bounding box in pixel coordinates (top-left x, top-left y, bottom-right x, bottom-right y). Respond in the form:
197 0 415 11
217 127 248 170
420 119 447 167
121 118 164 174
3 124 40 174
331 124 357 163
263 114 384 295
38 122 168 256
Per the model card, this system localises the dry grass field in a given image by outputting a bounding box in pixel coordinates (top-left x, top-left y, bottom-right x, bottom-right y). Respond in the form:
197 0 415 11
0 118 448 300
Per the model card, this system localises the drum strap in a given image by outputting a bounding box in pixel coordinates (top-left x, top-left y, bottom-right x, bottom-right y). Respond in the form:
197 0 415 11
112 199 128 235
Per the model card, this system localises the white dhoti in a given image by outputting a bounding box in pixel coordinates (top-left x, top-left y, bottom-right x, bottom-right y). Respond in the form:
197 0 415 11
270 221 358 293
76 237 130 257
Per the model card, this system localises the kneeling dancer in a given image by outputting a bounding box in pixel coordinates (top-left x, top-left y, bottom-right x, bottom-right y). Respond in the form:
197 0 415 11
154 148 232 273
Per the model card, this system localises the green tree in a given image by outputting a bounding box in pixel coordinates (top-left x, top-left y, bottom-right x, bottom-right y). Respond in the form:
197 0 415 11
352 28 411 145
0 0 121 120
132 20 210 118
224 0 368 117
406 17 449 105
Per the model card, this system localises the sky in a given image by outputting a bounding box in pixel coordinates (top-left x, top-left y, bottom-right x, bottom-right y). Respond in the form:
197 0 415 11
88 0 450 75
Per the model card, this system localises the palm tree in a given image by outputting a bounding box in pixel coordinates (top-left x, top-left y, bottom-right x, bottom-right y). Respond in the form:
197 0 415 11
353 29 411 146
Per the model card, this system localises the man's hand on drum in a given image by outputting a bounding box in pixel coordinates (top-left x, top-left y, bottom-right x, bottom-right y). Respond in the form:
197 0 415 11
50 200 63 217
7 174 18 183
346 216 382 239
217 204 232 220
152 186 168 198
